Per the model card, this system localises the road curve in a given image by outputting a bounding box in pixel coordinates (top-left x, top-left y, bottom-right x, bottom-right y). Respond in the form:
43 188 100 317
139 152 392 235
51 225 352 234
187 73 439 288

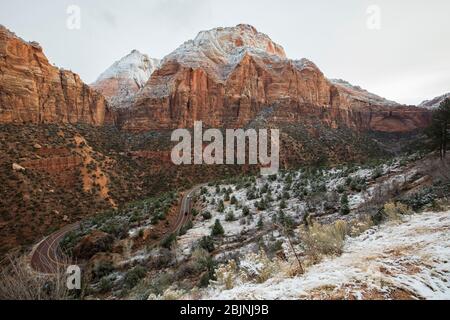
30 223 79 274
30 185 205 274
173 184 206 235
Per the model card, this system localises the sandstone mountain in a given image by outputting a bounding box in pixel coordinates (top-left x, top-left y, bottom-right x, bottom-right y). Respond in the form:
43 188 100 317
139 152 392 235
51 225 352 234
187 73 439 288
329 79 399 108
0 25 114 125
419 92 450 109
92 50 160 109
118 24 430 133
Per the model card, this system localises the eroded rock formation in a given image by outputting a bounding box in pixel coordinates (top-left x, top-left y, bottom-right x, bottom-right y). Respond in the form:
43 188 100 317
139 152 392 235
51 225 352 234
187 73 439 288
0 25 115 125
118 24 430 133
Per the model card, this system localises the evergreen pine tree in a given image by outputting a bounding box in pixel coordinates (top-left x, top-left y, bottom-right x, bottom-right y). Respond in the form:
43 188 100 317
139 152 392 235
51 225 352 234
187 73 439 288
211 219 225 237
427 98 450 159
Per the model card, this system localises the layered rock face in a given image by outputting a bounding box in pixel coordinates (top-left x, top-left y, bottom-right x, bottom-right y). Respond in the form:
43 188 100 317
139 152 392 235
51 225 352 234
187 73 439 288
0 25 114 125
92 50 160 109
119 24 430 133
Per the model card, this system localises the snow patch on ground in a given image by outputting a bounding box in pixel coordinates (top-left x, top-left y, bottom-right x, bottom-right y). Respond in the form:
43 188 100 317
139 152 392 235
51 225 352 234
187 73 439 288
203 210 450 300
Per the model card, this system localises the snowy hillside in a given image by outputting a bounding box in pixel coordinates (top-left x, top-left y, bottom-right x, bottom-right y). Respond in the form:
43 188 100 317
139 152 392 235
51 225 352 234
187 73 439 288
55 152 449 301
203 210 450 300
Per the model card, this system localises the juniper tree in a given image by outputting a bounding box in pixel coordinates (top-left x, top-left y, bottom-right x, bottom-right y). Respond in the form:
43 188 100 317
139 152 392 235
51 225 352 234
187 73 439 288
340 193 350 215
427 98 450 159
211 219 225 237
257 216 264 230
217 200 225 213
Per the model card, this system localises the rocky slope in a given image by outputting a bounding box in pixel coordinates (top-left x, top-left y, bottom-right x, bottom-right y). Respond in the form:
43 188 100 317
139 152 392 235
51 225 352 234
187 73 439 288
92 50 160 109
118 24 430 133
419 92 450 109
0 25 114 125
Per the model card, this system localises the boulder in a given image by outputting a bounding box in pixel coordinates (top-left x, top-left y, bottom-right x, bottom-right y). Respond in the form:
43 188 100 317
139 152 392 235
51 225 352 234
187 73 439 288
12 163 25 172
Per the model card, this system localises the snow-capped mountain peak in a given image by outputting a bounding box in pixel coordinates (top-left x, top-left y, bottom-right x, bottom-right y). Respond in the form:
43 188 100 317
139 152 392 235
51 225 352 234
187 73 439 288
95 50 160 88
92 50 160 109
162 24 287 81
191 24 286 59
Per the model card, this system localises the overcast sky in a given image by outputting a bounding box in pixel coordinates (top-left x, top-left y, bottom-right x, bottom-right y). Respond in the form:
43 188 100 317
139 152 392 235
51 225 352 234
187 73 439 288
0 0 449 105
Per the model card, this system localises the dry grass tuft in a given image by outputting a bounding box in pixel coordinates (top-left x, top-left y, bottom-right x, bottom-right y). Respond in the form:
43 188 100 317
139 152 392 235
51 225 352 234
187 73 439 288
214 260 238 290
383 202 412 222
0 254 70 300
299 220 349 263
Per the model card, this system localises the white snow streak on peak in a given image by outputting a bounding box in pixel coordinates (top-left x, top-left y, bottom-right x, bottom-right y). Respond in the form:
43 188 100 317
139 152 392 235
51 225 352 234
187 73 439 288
95 50 160 88
191 24 286 59
293 58 320 71
205 210 450 300
161 24 289 80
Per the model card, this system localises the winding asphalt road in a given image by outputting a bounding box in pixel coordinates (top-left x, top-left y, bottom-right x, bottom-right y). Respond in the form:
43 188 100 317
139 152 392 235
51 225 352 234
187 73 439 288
30 185 205 274
30 223 79 274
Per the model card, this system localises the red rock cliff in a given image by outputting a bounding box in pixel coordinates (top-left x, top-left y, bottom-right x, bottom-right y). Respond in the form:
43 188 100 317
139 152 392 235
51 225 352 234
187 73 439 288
0 25 115 125
119 24 430 133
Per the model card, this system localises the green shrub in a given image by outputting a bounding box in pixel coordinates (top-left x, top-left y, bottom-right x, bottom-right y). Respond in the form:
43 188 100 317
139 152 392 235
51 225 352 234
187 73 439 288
179 220 194 236
199 272 211 288
225 211 236 222
247 189 257 200
372 167 383 180
202 211 212 220
211 220 225 237
92 261 115 281
277 211 295 230
217 200 225 213
98 277 114 293
161 233 177 249
257 216 264 230
123 266 147 289
261 184 269 194
340 193 350 215
199 236 215 252
255 199 267 211
402 189 436 211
